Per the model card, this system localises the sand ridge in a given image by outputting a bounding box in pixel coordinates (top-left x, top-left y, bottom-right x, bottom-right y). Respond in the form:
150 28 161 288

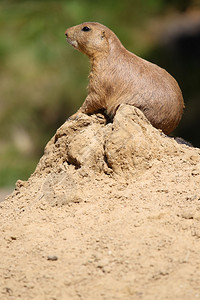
0 105 200 299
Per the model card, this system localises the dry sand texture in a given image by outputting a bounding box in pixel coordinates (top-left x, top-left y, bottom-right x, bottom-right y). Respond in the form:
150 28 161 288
1 105 200 299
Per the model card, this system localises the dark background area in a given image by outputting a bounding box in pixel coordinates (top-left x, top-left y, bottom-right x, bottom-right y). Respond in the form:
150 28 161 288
0 0 199 187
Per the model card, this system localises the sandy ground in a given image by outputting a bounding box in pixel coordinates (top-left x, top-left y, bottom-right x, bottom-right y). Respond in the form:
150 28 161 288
0 188 13 203
0 105 200 300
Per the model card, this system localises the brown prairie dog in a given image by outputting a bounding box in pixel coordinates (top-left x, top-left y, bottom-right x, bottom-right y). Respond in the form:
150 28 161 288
65 22 184 135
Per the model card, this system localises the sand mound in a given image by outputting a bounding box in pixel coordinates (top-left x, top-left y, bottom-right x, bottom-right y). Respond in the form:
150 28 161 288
1 104 200 299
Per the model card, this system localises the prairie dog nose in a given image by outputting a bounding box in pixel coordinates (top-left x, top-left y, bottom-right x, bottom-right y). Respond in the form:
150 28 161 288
65 31 68 38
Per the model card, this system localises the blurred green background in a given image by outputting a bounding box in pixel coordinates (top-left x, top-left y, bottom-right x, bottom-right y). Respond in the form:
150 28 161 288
0 0 200 188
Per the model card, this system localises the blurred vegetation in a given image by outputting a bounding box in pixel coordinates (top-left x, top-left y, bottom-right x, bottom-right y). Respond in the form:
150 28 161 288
0 0 199 187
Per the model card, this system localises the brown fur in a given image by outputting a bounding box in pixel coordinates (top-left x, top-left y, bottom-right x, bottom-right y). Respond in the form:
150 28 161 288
65 22 184 134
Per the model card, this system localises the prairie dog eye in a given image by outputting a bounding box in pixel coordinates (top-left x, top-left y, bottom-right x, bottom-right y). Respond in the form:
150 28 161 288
82 26 91 32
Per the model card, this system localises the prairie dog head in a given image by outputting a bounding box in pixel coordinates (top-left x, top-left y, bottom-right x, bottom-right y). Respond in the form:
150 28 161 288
65 22 110 57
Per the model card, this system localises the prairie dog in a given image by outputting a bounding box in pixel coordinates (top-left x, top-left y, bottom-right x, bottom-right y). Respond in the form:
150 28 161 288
65 22 184 134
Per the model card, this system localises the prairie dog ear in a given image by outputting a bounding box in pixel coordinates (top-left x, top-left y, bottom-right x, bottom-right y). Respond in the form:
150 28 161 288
101 31 106 40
